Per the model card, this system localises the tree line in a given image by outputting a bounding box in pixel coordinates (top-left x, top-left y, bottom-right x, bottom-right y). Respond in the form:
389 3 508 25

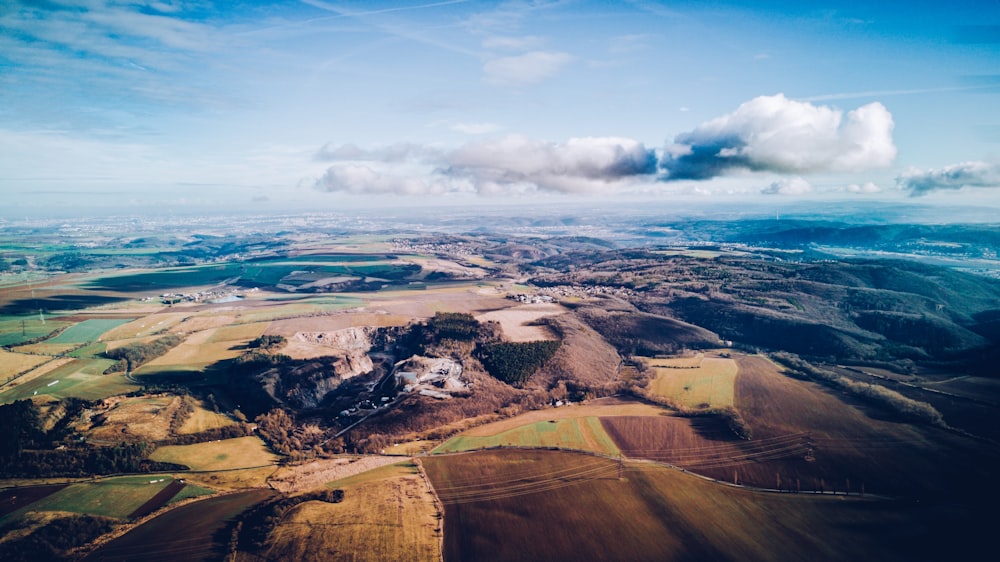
103 334 183 373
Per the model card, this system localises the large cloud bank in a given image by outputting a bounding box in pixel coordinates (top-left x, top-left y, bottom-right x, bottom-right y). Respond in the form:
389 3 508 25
314 94 897 196
661 94 896 180
896 161 1000 195
315 135 657 196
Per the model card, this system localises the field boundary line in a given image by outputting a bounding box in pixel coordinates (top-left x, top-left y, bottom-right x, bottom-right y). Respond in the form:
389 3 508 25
413 457 445 562
429 445 894 500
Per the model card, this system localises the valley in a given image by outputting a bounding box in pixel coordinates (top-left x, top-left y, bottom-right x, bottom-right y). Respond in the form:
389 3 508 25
1 214 998 561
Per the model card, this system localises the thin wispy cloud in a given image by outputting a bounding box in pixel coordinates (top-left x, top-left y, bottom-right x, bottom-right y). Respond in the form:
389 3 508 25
799 86 990 102
483 51 574 85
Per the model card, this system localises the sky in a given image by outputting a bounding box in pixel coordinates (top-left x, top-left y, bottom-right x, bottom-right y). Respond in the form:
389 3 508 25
1 0 999 216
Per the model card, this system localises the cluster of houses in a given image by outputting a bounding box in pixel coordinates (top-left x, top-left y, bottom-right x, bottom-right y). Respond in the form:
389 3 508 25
144 286 257 305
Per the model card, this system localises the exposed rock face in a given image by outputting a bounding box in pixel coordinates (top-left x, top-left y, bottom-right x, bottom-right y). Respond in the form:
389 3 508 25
392 355 466 398
334 351 374 380
295 327 378 353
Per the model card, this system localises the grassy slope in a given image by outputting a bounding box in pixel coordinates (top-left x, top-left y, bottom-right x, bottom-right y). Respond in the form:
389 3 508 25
149 436 278 472
436 417 620 456
262 462 440 562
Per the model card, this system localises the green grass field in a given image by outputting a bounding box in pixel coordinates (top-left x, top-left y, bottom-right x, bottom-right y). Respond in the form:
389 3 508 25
45 318 133 344
13 476 178 519
166 482 216 504
67 341 107 358
0 358 135 403
434 417 620 456
0 318 71 347
149 436 279 471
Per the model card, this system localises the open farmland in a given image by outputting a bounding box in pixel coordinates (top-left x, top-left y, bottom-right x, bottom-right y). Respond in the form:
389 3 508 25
475 302 563 341
0 350 50 382
100 313 188 340
423 448 990 562
601 415 812 484
149 436 278 472
0 484 68 517
262 462 440 562
44 318 132 344
435 417 620 456
11 476 178 519
84 489 274 562
0 317 71 347
136 325 261 379
646 354 738 409
730 354 1000 499
0 358 132 403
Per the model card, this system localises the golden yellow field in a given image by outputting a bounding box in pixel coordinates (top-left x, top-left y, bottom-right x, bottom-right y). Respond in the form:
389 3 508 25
648 356 738 408
177 397 235 434
262 462 440 562
150 436 279 472
138 327 248 371
100 312 189 341
459 397 669 437
0 350 50 381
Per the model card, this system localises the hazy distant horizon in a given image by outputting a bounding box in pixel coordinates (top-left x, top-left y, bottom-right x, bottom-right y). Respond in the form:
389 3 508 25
2 1 998 213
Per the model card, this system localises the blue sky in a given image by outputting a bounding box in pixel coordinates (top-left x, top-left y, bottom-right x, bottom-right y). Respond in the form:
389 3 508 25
1 0 998 214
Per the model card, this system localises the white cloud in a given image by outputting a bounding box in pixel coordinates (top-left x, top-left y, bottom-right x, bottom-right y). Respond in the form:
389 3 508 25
446 135 657 193
896 161 1000 195
315 164 462 196
312 134 657 196
483 51 574 86
846 181 882 193
661 93 896 180
761 176 813 195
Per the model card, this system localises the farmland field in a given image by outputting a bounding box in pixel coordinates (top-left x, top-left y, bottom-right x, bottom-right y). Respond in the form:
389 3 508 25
264 462 440 562
422 448 987 562
44 318 133 344
0 358 132 403
0 350 50 381
435 417 620 456
0 484 67 517
0 317 71 347
730 354 999 499
11 476 178 519
646 355 738 408
84 489 274 562
100 313 189 340
149 436 278 472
